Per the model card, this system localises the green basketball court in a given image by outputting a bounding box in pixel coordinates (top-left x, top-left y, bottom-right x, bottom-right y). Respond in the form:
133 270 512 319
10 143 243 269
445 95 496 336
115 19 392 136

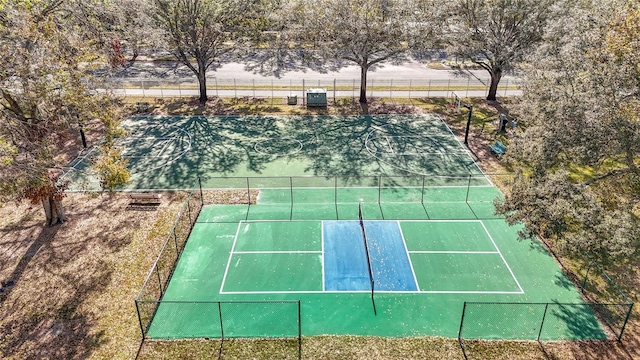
62 114 488 191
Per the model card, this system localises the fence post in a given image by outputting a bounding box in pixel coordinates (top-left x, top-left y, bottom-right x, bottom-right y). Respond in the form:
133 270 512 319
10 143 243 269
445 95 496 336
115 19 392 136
352 79 355 102
333 78 336 104
465 174 472 204
446 78 450 95
199 177 204 206
298 301 302 359
421 175 425 204
289 177 293 221
409 79 412 99
390 79 393 99
141 80 145 97
186 198 192 225
377 176 382 205
246 177 250 221
466 77 470 98
302 79 306 106
218 302 224 340
271 79 274 105
334 176 338 220
427 79 431 98
458 301 467 341
234 78 237 98
619 303 634 341
504 78 509 97
215 78 218 97
537 303 549 341
156 265 163 295
173 229 179 253
135 300 146 339
581 261 594 293
252 79 255 98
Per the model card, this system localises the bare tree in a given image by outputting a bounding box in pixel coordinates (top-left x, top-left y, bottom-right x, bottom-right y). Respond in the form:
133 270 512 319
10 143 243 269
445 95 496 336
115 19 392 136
445 0 553 101
153 0 273 103
285 0 433 104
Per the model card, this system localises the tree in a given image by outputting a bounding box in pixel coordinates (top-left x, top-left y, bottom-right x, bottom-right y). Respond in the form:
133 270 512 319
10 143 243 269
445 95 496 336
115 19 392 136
153 0 273 103
0 1 129 226
286 0 432 104
495 0 640 265
445 0 553 101
72 0 166 65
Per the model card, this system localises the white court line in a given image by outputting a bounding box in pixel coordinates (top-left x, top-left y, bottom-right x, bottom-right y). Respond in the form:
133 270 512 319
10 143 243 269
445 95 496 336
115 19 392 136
397 220 420 291
59 147 97 181
321 220 325 292
408 250 499 254
434 114 495 187
385 136 394 154
219 289 526 295
219 222 243 294
480 221 524 294
233 250 322 254
156 139 173 157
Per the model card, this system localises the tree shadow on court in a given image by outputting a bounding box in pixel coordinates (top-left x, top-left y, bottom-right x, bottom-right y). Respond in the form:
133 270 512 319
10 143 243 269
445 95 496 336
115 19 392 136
121 110 490 190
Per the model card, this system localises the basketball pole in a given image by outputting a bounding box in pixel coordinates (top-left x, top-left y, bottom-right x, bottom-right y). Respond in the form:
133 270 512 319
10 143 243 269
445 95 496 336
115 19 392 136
463 105 473 146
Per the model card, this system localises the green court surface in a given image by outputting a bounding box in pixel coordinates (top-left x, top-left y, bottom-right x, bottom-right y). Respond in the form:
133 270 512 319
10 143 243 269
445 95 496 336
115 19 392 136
128 114 610 341
146 197 606 341
62 114 488 191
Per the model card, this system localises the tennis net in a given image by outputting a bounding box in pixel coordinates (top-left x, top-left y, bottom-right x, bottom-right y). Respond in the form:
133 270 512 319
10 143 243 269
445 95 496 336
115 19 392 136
358 202 376 314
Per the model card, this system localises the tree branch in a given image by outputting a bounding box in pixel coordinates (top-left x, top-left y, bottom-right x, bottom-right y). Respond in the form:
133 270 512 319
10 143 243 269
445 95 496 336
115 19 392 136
1 89 27 122
581 167 636 187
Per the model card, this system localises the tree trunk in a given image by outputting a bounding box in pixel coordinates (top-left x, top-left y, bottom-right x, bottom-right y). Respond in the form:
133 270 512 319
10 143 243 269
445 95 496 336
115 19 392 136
486 67 502 101
359 63 369 104
42 196 67 226
198 70 208 104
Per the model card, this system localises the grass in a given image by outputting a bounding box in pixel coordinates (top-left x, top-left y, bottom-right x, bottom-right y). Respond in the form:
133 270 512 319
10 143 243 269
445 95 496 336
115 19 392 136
1 96 639 359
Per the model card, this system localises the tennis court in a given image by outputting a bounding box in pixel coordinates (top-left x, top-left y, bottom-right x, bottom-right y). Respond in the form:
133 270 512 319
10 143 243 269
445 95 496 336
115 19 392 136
128 114 619 341
144 196 606 340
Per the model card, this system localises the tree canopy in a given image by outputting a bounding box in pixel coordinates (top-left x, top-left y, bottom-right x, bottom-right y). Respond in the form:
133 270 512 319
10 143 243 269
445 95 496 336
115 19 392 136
444 0 554 100
0 0 129 225
495 0 640 265
153 0 275 103
283 0 435 104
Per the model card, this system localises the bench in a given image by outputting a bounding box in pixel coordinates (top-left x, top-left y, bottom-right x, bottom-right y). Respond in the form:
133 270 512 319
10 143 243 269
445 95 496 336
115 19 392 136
489 140 507 155
128 193 162 207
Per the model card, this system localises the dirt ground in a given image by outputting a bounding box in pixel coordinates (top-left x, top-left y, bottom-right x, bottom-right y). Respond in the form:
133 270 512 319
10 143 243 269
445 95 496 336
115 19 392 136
1 99 638 359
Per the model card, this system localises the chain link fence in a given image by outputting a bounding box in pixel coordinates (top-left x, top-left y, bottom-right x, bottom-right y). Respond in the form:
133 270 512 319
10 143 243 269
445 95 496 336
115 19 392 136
105 76 522 100
135 178 301 357
198 174 510 222
458 258 633 342
135 182 203 335
576 258 635 340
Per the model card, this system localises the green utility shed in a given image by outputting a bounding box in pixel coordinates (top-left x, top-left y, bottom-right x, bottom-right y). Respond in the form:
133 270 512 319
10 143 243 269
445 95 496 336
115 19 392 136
306 88 327 107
